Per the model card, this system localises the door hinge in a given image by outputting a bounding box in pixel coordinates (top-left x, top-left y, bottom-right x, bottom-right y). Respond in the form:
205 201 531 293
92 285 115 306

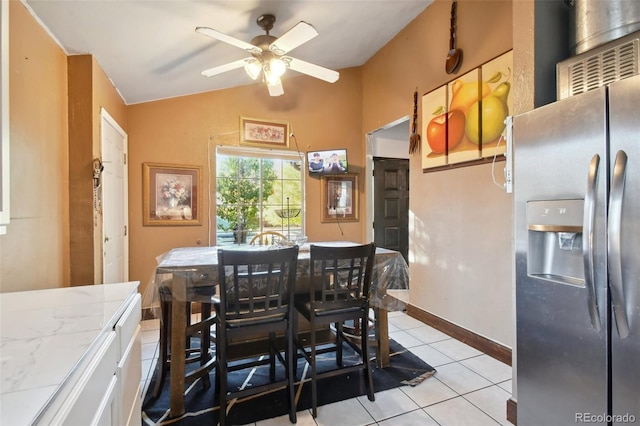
123 153 127 165
124 225 127 236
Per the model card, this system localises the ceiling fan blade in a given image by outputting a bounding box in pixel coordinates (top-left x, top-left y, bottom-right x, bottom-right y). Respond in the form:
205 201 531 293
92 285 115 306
287 57 340 83
269 21 318 55
196 27 261 54
201 59 248 77
267 80 284 97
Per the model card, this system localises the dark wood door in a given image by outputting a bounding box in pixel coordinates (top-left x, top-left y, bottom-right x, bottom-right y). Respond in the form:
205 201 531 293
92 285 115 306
373 157 409 263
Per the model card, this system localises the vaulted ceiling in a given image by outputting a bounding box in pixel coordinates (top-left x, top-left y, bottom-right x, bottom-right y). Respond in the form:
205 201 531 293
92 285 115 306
25 0 433 104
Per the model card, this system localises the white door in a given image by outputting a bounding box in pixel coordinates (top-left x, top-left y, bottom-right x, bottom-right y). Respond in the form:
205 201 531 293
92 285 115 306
101 108 128 284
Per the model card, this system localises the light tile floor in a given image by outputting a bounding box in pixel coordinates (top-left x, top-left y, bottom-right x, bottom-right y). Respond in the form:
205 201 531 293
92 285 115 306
139 310 513 426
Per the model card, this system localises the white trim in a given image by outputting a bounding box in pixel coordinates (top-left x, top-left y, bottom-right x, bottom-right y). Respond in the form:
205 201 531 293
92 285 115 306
100 108 129 283
1 0 10 234
216 145 304 161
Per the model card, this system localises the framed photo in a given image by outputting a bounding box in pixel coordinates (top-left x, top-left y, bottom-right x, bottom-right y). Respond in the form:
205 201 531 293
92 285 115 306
321 174 358 222
143 162 202 226
240 117 289 148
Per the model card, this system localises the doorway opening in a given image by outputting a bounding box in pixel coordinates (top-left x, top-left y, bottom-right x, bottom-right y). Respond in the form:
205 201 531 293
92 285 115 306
366 117 410 263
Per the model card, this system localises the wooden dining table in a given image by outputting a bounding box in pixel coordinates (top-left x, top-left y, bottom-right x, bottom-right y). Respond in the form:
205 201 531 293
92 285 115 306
153 242 409 417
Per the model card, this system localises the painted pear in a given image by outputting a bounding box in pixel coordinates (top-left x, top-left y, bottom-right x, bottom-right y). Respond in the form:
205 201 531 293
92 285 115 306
465 82 510 145
449 79 492 115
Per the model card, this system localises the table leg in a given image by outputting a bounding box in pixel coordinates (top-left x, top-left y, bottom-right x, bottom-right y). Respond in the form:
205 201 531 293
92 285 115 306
374 307 390 368
170 273 187 417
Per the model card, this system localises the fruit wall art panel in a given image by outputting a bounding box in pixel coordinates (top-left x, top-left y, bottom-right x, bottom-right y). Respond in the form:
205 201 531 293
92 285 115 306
447 68 482 165
421 85 449 169
480 50 512 158
421 50 513 172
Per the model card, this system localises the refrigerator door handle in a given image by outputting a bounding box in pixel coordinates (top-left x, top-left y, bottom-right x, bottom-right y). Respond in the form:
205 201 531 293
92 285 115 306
583 154 602 331
608 150 630 339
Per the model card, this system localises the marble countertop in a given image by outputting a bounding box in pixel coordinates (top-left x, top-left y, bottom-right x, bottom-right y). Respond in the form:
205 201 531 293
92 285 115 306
0 282 139 425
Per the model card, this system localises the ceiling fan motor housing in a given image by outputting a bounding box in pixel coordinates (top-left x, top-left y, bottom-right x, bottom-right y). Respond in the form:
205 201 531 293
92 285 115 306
257 14 276 34
251 34 278 52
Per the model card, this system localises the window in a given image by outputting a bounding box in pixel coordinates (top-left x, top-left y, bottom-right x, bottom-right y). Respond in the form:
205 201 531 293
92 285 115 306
215 147 304 245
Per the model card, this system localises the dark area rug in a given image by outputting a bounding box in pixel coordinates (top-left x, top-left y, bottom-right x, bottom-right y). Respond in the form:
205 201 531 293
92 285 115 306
142 339 436 425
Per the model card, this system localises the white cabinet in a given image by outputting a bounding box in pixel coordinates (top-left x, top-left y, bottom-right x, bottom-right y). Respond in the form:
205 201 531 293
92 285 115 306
116 294 142 426
58 331 120 425
0 282 141 426
45 292 142 425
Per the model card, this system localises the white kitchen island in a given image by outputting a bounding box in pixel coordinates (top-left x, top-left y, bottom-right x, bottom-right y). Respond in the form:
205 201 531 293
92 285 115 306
0 281 141 425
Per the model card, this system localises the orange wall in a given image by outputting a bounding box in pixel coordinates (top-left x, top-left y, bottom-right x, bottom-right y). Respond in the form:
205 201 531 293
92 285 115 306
1 1 127 292
0 0 69 292
127 68 363 298
362 0 515 347
68 54 128 285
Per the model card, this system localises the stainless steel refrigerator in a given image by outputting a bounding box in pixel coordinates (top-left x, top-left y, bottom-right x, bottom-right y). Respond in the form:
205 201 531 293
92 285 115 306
513 73 640 425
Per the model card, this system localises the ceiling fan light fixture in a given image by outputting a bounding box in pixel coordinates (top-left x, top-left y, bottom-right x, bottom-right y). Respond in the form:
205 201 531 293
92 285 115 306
244 59 262 80
268 58 287 78
264 68 281 86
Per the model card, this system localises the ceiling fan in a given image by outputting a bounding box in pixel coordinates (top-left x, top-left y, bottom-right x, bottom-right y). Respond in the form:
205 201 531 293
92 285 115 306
196 14 340 96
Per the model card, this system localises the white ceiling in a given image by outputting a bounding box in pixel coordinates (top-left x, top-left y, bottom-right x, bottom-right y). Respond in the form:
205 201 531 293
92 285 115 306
24 0 434 105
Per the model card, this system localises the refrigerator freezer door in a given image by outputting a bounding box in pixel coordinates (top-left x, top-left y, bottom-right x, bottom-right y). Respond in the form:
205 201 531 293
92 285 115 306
514 87 609 425
608 74 640 424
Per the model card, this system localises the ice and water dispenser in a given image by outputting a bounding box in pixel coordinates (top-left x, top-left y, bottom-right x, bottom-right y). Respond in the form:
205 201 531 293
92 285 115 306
527 199 585 286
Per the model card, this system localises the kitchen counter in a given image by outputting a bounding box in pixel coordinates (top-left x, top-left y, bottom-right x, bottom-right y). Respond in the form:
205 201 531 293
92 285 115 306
0 282 141 425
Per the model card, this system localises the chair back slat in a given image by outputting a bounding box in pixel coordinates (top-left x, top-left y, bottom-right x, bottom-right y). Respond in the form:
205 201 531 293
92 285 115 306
310 243 376 311
294 242 377 418
217 246 298 327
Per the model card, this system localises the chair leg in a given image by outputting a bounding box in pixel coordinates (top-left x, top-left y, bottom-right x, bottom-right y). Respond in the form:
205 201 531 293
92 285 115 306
360 314 375 401
310 319 318 418
286 322 297 424
152 299 171 399
218 331 228 426
335 321 344 367
199 302 212 391
269 331 276 381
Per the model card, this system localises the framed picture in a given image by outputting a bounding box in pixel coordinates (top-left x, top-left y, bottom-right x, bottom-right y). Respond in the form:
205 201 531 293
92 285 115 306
240 117 289 148
321 174 358 222
143 162 202 226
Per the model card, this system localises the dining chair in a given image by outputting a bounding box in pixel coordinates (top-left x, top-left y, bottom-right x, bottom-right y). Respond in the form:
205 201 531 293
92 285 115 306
152 275 217 399
294 242 376 418
215 245 299 426
249 230 288 245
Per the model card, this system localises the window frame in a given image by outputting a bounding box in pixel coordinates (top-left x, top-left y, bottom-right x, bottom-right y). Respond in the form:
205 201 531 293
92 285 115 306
215 146 306 245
